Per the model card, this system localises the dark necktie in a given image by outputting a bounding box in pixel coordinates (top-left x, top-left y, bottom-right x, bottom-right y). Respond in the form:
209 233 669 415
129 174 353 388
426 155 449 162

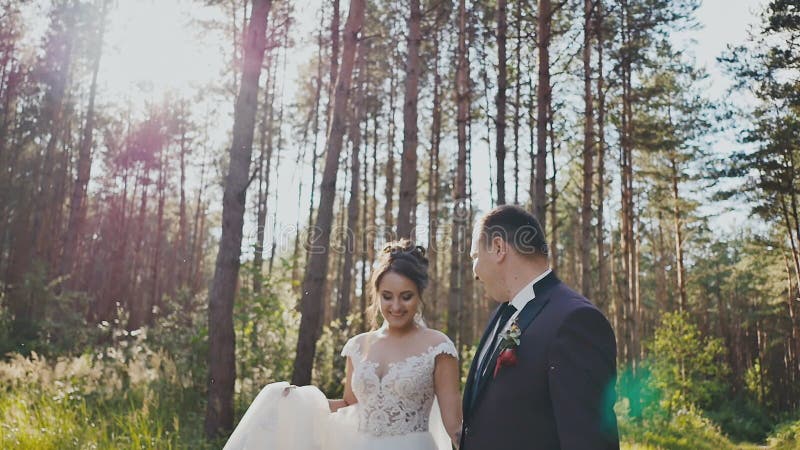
471 303 517 404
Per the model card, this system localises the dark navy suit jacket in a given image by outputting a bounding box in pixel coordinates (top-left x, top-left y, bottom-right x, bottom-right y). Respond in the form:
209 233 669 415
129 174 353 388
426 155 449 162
461 272 619 450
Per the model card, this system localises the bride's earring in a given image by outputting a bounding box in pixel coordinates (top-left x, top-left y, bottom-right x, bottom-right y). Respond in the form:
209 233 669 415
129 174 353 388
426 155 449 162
414 310 423 325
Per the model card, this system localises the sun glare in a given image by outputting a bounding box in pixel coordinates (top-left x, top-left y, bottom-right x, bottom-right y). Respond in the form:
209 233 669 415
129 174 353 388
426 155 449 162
100 0 227 99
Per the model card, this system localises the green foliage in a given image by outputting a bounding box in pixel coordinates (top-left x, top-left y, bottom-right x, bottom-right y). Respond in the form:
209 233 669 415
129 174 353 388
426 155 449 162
615 312 770 448
708 396 774 444
0 264 101 358
616 370 742 449
312 320 350 398
459 344 477 387
148 288 210 390
744 360 771 407
617 366 662 422
232 273 299 409
619 404 736 450
0 299 10 357
647 311 729 412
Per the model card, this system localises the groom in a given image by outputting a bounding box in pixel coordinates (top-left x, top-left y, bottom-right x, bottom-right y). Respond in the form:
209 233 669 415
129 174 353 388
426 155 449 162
460 205 619 449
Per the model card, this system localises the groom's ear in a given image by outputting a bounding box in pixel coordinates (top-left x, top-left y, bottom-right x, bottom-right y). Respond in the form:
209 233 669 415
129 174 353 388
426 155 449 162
492 236 509 262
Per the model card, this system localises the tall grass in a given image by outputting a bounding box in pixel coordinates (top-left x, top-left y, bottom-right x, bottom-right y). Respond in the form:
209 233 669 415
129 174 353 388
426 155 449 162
0 348 224 449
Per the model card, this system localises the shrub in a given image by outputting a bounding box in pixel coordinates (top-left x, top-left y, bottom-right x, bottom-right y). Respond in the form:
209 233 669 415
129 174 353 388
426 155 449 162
768 418 800 450
619 403 736 450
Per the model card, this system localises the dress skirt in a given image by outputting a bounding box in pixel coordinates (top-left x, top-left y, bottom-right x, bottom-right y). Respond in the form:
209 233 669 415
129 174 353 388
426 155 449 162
222 382 449 450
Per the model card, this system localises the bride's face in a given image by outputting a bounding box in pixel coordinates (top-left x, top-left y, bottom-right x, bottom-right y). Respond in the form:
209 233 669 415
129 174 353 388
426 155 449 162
377 271 420 330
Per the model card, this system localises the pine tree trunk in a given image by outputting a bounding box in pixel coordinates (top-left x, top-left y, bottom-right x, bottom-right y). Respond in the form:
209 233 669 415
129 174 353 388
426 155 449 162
61 1 106 286
384 69 397 241
427 29 442 328
495 0 507 205
253 49 275 293
178 104 189 287
105 166 130 319
716 268 736 391
193 202 209 293
449 0 469 346
595 0 607 312
292 0 365 387
304 15 325 291
527 73 536 208
364 112 379 330
670 156 687 311
633 199 642 361
328 156 350 326
150 145 167 324
784 252 800 402
397 0 422 239
548 107 558 273
580 0 594 297
127 170 151 328
610 226 621 336
267 36 288 277
534 0 551 227
190 154 208 295
358 110 372 331
0 57 21 273
327 0 340 132
463 206 476 347
619 0 636 367
337 46 366 330
654 213 669 310
781 197 800 293
787 179 800 295
512 2 522 205
204 0 271 437
34 8 76 274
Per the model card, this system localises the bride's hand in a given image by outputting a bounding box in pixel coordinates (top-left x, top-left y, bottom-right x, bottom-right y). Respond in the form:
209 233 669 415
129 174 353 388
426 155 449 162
282 385 297 397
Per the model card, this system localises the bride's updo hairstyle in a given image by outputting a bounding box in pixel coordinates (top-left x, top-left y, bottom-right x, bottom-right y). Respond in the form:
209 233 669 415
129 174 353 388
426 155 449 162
368 239 429 329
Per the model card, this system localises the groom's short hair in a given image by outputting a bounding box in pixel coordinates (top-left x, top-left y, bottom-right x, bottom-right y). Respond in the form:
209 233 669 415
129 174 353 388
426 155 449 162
477 205 548 259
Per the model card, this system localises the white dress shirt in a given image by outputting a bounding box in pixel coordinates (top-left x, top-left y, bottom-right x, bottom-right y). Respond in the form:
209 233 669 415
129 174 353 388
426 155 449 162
476 268 552 375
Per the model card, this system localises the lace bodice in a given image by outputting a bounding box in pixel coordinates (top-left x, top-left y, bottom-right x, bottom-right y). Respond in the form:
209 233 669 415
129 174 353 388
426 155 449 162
341 332 458 437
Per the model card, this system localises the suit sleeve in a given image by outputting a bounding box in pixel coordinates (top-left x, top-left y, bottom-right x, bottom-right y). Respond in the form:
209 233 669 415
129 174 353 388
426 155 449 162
547 305 620 450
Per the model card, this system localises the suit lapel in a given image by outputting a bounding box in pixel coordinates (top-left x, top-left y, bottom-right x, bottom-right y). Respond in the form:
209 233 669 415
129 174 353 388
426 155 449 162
469 272 561 415
463 304 504 414
516 272 559 333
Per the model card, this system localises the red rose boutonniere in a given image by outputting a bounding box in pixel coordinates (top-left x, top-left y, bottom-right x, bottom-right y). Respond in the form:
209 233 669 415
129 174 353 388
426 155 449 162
493 319 521 378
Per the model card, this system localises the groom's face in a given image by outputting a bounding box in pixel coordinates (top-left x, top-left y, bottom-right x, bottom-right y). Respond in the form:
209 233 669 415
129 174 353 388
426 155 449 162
470 228 505 303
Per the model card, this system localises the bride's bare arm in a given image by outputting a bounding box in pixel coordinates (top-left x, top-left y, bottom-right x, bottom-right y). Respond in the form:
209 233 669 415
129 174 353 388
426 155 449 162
434 353 463 447
328 356 358 412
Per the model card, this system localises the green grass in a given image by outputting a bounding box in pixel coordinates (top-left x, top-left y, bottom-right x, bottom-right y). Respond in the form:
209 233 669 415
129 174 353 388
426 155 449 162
0 383 222 449
0 349 227 450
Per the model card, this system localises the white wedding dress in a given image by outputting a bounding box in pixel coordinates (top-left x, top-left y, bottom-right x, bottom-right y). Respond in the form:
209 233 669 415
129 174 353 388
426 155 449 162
223 329 458 450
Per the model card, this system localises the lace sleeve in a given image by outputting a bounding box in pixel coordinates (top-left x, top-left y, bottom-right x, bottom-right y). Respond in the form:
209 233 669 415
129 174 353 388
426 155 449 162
430 338 458 360
341 336 360 359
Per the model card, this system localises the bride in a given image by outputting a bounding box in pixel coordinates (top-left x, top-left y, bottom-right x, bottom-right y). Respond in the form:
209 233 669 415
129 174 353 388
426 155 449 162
223 240 462 450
